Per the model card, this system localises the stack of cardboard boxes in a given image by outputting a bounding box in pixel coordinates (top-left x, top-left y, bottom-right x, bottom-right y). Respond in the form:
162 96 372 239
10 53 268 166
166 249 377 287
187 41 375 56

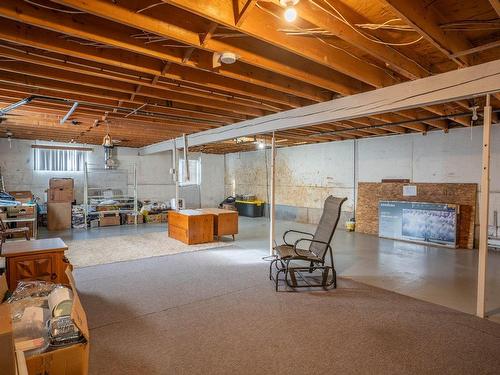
47 178 73 231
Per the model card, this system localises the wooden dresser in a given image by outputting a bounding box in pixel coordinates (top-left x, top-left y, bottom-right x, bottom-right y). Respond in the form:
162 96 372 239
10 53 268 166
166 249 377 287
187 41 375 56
168 210 214 245
1 238 70 290
198 208 238 240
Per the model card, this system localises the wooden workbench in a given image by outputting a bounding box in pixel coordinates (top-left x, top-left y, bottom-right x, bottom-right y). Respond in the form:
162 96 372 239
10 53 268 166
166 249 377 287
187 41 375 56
1 238 70 290
198 208 238 240
168 210 214 245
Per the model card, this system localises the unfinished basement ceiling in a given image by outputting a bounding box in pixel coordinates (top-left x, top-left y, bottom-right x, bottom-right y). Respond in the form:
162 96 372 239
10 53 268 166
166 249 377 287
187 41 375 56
0 0 498 151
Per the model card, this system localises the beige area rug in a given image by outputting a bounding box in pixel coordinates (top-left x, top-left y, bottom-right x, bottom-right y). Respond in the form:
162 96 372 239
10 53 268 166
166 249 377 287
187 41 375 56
66 231 232 268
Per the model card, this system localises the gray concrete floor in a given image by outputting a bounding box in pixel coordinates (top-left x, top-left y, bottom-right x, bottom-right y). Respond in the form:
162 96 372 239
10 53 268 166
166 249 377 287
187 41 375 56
37 217 500 322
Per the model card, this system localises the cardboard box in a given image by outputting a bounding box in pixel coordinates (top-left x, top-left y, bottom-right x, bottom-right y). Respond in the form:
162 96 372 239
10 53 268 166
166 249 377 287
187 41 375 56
145 213 167 223
48 188 74 203
8 191 32 204
126 213 143 224
48 202 72 231
7 205 35 218
0 304 16 375
0 268 89 375
99 212 120 226
49 178 74 190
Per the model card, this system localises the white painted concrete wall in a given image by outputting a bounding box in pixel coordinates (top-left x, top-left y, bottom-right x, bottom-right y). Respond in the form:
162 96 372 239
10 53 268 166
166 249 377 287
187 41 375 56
0 139 224 208
225 126 500 237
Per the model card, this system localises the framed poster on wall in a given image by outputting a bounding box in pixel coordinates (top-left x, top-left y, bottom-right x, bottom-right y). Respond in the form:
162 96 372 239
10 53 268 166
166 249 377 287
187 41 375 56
378 201 458 248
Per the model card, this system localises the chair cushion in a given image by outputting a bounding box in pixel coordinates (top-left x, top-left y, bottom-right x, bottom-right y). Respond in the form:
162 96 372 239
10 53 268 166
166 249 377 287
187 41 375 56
275 245 322 262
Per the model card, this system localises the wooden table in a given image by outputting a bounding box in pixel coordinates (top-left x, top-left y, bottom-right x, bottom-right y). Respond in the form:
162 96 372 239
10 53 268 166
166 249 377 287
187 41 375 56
168 210 214 245
1 238 70 290
198 208 238 240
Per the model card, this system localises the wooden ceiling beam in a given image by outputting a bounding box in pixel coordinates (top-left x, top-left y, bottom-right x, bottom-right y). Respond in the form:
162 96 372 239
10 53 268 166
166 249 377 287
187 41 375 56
383 0 475 67
0 59 275 115
0 65 268 118
234 0 257 27
50 0 369 94
0 44 289 112
0 99 220 133
0 15 323 105
2 0 346 98
162 0 397 88
0 85 242 124
271 0 430 80
488 0 500 18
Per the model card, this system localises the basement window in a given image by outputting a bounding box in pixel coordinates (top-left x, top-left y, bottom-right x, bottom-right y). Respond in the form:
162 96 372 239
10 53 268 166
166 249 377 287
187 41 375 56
178 158 201 186
34 147 87 172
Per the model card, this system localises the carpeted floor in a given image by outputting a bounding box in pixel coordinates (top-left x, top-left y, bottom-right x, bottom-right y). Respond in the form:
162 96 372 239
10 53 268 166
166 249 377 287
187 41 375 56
66 231 232 268
74 246 500 375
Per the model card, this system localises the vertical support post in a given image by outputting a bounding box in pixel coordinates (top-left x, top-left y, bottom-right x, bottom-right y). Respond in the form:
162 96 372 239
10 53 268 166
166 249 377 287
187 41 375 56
83 161 88 229
172 141 180 211
269 132 276 256
477 94 492 318
133 163 138 225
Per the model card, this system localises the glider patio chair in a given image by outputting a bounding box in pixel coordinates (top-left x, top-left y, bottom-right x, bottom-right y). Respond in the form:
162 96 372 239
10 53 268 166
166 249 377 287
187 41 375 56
269 196 347 291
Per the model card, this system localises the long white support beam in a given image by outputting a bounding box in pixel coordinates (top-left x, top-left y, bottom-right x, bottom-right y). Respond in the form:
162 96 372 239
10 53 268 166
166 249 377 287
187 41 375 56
477 94 492 318
140 59 500 155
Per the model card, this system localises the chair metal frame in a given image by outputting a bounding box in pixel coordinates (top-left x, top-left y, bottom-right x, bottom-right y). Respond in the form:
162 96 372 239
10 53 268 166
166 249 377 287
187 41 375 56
269 197 346 291
0 216 30 245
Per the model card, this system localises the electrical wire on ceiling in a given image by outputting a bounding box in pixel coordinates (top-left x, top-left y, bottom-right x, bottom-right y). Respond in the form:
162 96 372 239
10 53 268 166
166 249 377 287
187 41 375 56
136 2 165 14
309 0 424 46
256 3 397 80
355 19 414 32
23 0 85 14
439 20 500 31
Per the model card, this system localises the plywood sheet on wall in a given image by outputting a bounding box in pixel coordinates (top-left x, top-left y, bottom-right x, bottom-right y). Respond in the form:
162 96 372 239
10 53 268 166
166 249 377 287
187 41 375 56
356 182 477 249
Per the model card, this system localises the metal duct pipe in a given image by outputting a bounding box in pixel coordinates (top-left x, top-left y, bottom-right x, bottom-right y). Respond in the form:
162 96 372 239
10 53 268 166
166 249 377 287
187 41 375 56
60 102 79 124
104 146 114 170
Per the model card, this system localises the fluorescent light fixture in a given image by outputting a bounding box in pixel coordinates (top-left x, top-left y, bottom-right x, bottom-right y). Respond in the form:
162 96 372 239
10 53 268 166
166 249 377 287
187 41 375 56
60 102 79 124
258 141 265 149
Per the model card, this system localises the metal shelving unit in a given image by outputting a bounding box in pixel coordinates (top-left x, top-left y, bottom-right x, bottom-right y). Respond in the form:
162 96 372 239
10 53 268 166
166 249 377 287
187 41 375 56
83 162 138 227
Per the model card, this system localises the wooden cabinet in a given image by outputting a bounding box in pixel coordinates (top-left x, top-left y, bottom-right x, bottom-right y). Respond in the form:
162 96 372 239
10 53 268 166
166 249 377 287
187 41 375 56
168 210 214 245
198 208 238 239
1 238 70 290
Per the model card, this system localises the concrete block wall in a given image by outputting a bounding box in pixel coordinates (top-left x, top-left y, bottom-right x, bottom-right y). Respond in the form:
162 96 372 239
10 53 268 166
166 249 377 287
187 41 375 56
0 139 224 208
225 126 500 240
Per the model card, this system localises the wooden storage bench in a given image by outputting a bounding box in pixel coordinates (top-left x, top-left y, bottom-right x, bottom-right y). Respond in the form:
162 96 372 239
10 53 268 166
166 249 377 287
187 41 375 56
168 210 213 245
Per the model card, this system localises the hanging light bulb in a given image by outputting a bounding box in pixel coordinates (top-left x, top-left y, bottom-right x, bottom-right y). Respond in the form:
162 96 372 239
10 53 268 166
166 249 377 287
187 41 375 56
281 0 299 22
284 5 297 22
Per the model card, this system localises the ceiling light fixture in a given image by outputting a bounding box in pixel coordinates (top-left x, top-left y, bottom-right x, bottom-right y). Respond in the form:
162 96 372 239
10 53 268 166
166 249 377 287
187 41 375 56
280 0 299 22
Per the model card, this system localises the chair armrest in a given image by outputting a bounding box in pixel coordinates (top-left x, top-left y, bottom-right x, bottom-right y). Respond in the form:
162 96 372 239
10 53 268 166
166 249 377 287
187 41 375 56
283 230 314 246
293 238 332 258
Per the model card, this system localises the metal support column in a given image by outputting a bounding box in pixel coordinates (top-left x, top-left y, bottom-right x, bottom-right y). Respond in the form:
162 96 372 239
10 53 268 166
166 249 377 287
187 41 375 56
83 162 88 226
477 94 492 318
133 163 138 225
269 132 276 256
172 140 180 211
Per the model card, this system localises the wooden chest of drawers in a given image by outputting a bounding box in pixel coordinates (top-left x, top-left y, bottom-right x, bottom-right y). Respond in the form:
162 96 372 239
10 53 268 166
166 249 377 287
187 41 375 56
168 210 214 245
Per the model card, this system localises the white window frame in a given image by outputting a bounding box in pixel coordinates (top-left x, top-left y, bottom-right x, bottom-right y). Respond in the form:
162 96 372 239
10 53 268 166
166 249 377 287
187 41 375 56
33 147 88 172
